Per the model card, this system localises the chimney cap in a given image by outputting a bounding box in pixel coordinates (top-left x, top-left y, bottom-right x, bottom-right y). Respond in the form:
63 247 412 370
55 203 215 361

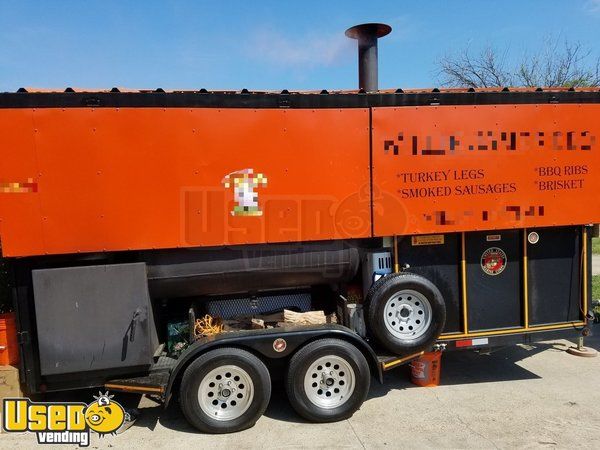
345 23 392 40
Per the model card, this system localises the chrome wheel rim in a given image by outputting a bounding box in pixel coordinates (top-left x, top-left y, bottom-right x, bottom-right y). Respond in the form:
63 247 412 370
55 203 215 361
303 355 355 409
198 365 254 421
383 289 432 341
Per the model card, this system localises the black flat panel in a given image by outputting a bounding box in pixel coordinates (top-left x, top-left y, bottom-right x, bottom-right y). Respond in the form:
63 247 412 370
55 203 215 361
587 227 593 315
398 234 461 333
528 227 581 325
466 230 521 331
32 263 158 376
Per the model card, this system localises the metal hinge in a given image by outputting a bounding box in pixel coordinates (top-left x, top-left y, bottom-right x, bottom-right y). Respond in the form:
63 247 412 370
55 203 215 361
18 330 30 345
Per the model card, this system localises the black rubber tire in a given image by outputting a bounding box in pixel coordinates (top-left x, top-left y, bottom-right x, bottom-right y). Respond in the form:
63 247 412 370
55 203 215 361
365 272 446 355
179 347 271 434
285 338 370 423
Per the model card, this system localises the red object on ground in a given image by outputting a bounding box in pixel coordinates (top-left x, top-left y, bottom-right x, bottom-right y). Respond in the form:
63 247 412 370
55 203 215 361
0 312 19 366
409 351 442 387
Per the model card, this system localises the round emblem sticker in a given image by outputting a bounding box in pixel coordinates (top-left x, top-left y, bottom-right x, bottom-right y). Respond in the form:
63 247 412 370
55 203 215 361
273 338 287 353
481 247 507 276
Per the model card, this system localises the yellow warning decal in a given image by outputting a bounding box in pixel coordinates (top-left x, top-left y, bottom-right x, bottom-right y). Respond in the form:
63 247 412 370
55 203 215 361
411 235 445 246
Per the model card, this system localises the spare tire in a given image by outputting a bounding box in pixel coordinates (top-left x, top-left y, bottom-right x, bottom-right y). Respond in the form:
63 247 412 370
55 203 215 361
365 272 446 355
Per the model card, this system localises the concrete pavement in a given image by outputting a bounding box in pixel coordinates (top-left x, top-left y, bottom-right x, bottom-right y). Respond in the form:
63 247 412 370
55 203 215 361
593 254 600 276
4 332 600 449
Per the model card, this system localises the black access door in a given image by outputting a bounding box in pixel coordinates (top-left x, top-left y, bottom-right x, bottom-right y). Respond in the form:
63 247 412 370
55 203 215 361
32 263 158 376
398 234 462 333
527 226 582 325
466 230 522 331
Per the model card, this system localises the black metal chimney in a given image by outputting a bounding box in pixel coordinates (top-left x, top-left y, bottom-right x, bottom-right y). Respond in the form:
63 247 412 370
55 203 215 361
345 23 392 92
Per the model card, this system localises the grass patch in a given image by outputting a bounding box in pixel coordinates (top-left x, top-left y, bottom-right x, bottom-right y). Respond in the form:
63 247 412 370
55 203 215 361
593 238 600 255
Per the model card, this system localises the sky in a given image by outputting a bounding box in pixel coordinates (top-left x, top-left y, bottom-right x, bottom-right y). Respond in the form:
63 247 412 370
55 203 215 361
0 0 599 92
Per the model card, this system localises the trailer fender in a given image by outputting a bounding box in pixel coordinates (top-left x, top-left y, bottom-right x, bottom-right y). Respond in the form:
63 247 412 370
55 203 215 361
164 324 381 406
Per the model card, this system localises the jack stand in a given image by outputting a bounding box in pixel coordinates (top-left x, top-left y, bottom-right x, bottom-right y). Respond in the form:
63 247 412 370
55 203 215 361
566 336 598 358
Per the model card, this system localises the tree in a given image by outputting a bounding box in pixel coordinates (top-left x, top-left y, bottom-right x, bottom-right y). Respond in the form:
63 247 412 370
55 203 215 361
438 39 600 88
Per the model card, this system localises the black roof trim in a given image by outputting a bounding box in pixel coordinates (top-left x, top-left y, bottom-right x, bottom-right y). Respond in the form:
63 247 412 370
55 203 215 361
0 90 599 109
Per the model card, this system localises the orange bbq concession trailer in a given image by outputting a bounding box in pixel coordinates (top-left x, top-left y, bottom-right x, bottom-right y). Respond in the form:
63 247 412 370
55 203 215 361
0 24 598 433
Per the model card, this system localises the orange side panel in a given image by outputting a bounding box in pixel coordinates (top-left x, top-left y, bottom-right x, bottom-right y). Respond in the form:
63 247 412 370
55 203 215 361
0 108 370 257
372 104 600 236
0 110 45 255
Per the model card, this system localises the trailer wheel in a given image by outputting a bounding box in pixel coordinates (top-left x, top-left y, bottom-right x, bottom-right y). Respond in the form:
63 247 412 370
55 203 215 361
179 347 271 434
366 272 446 355
285 338 370 422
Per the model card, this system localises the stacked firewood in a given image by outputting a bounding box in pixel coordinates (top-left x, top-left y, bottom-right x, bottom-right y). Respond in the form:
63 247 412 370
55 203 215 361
194 310 337 339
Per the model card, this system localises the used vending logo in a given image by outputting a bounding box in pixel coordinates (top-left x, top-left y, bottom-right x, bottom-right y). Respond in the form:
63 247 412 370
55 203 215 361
2 392 125 447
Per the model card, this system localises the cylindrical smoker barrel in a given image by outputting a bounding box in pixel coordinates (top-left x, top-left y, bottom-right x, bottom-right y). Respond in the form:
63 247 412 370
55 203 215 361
144 241 361 298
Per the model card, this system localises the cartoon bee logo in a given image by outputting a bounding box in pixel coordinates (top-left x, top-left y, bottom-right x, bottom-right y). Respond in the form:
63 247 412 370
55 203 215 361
84 392 125 436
